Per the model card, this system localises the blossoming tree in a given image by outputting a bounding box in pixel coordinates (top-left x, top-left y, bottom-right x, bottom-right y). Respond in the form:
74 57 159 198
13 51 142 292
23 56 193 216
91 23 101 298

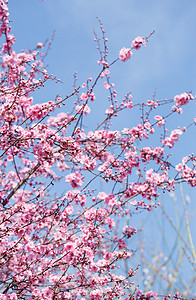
0 1 195 299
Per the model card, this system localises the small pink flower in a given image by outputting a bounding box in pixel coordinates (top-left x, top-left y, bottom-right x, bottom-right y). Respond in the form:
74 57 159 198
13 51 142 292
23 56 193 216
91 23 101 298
90 92 95 101
80 92 89 101
175 163 183 172
162 129 183 148
104 83 110 90
97 192 107 200
37 42 43 48
118 238 127 249
154 115 165 127
119 47 132 62
90 288 103 300
32 289 40 296
65 242 74 251
123 225 137 238
105 107 114 115
65 171 83 188
76 104 91 115
65 205 74 215
41 287 53 299
174 92 193 106
131 36 146 50
124 101 133 108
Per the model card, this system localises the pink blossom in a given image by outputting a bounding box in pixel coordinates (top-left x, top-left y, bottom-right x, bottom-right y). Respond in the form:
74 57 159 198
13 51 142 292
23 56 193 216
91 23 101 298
32 289 40 296
154 115 165 127
174 92 193 106
90 92 96 101
64 205 74 215
41 287 53 299
65 171 83 188
124 100 133 108
146 168 168 185
97 192 107 200
123 225 137 238
118 238 127 249
105 106 114 115
57 161 70 171
104 82 110 90
80 92 89 101
37 42 43 48
65 242 74 251
162 129 183 148
90 289 103 300
175 163 183 172
105 217 115 229
119 47 132 62
131 36 146 50
76 104 91 115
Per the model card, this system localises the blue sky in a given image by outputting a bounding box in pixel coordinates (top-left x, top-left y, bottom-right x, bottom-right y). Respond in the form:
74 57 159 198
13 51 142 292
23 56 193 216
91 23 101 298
9 0 196 99
8 1 196 294
9 1 196 145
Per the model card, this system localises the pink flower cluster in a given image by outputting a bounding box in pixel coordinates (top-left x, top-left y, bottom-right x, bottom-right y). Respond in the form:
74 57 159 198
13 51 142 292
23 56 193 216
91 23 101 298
154 115 165 127
135 290 158 299
65 171 83 188
131 36 146 50
119 47 132 62
123 225 137 238
76 103 91 115
146 168 168 186
119 37 146 62
162 129 183 148
174 92 193 106
176 156 196 187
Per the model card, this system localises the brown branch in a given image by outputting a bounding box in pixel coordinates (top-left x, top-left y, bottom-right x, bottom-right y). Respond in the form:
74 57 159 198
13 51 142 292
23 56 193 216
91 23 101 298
6 162 41 201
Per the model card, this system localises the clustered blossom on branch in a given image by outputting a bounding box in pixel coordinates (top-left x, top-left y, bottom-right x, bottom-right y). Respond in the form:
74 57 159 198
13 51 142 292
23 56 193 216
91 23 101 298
131 36 146 50
174 92 193 107
119 36 146 61
162 128 183 148
119 47 132 62
0 2 195 299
